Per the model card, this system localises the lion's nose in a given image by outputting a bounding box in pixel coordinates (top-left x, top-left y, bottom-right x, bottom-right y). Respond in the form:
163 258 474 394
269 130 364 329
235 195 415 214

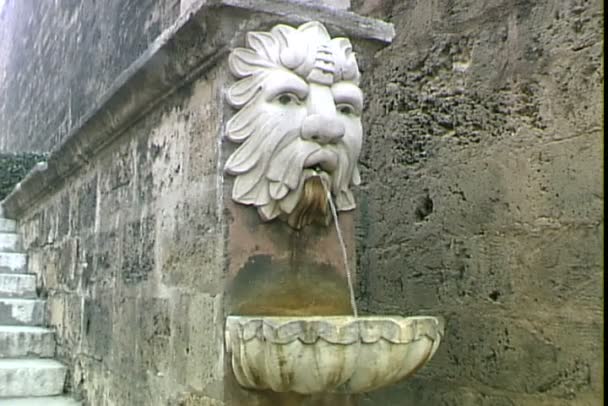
301 114 345 144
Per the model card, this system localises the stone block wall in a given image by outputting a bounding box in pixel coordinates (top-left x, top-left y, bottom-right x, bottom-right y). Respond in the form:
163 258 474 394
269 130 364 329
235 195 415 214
17 70 226 404
0 0 181 152
353 0 603 404
0 0 603 404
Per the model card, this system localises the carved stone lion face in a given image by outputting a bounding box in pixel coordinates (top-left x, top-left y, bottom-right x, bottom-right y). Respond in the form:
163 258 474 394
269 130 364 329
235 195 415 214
224 21 363 229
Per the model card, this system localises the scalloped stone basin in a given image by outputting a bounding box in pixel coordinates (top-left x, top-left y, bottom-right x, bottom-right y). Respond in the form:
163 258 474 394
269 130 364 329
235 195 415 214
225 315 443 394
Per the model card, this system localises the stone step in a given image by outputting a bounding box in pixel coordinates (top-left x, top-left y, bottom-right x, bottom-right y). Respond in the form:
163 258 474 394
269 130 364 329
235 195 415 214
0 396 80 406
0 396 81 406
0 358 67 398
0 326 56 358
0 298 46 326
0 273 36 298
0 218 16 233
0 232 20 252
0 252 27 273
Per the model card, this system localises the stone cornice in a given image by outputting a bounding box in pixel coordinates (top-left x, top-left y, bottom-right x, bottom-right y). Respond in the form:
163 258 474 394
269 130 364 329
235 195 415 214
1 0 393 219
213 0 395 42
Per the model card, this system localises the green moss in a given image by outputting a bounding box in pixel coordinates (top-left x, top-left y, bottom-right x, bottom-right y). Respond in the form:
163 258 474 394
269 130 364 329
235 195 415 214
0 153 48 200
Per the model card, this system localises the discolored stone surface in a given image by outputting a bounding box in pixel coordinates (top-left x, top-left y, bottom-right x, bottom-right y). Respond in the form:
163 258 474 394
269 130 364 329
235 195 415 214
228 254 354 316
353 0 603 404
13 71 226 405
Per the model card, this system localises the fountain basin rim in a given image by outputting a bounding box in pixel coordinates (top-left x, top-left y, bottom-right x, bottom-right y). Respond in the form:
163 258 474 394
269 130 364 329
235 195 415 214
225 315 444 346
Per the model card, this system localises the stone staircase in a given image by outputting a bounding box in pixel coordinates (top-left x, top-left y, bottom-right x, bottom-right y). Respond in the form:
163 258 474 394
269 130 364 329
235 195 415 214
0 211 80 405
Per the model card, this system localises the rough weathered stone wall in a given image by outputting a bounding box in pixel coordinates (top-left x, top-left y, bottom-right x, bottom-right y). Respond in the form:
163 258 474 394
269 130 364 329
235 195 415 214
0 0 180 153
353 0 603 405
18 69 226 405
2 0 602 403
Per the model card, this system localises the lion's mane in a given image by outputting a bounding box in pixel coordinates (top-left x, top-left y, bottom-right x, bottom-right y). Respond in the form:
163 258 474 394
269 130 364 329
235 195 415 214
224 22 362 226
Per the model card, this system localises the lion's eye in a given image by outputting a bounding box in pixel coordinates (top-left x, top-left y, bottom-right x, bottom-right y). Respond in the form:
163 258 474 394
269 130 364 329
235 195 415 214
338 104 356 116
276 93 300 105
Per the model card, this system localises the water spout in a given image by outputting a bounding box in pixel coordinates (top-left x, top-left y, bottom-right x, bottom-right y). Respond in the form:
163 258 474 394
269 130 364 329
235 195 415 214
320 178 358 317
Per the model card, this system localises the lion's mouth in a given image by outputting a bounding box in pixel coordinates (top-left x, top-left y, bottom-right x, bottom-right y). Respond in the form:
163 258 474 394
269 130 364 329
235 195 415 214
287 173 331 229
302 149 335 198
303 149 338 173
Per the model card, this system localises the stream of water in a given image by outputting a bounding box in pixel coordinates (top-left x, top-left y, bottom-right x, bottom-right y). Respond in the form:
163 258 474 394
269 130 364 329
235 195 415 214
321 180 358 317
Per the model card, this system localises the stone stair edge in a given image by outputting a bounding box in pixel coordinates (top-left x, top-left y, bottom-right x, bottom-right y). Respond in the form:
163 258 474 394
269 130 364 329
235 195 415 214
0 218 17 233
0 357 66 367
0 325 54 333
0 273 37 298
0 324 56 358
0 297 47 326
0 358 68 398
0 213 79 404
0 397 81 406
0 252 29 273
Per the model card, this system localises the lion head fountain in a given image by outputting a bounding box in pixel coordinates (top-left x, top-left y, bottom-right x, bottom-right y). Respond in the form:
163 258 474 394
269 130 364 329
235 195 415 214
224 21 363 229
223 21 443 397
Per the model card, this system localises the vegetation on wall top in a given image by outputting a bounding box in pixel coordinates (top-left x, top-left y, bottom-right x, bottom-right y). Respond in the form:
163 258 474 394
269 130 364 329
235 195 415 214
0 153 48 201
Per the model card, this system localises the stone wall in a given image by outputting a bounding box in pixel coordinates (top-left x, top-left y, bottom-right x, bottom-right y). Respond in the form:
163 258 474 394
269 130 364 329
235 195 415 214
17 68 226 404
1 0 603 404
2 3 394 404
0 0 180 152
353 0 603 405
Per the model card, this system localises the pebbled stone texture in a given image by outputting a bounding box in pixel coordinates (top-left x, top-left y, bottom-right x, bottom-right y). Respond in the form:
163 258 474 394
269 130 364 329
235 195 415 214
353 0 603 405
